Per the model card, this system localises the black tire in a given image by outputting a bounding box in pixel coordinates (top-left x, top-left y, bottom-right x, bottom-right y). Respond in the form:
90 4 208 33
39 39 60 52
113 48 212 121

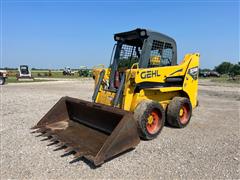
167 97 192 128
0 77 5 85
134 100 165 140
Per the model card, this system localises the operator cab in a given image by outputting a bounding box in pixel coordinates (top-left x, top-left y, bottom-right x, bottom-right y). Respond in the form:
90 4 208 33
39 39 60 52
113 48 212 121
20 65 30 75
109 28 177 90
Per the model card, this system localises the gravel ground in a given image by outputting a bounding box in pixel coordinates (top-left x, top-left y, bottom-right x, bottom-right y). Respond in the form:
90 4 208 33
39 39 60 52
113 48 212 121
1 79 239 179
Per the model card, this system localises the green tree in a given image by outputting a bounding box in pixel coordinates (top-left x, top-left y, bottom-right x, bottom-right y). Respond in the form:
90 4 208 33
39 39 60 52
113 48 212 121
229 64 240 77
214 62 233 74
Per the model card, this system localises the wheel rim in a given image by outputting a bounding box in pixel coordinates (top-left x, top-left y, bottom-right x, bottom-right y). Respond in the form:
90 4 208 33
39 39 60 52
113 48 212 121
146 110 161 134
179 103 190 124
0 78 3 84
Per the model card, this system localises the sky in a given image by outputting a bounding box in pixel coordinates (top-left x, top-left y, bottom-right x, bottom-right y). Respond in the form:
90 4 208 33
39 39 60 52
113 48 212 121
1 0 239 69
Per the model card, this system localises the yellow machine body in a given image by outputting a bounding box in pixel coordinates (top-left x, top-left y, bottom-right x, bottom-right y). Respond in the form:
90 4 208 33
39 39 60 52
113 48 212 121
95 53 200 112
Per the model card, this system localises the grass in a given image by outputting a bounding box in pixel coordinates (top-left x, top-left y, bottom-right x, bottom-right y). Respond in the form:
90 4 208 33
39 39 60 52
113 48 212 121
31 70 80 78
211 77 240 84
6 70 89 80
7 70 81 79
6 76 55 83
5 70 92 83
201 75 240 84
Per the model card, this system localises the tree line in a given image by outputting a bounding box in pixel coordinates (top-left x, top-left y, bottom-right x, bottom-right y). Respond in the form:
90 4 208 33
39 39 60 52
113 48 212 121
214 61 240 77
200 61 240 78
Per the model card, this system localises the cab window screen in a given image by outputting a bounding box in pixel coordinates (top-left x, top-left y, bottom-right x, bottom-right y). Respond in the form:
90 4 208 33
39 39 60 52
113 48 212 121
118 44 141 69
149 40 173 67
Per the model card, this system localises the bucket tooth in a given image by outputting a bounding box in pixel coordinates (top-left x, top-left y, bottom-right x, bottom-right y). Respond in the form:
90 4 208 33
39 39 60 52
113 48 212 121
56 141 66 147
35 133 44 137
40 137 51 141
47 141 59 146
50 137 59 142
31 130 38 134
41 131 53 137
64 146 74 153
61 151 75 157
74 151 89 159
54 145 67 151
33 128 47 134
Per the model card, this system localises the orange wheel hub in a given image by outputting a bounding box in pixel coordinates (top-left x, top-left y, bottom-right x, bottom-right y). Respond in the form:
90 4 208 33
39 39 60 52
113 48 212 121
146 110 161 134
179 104 190 124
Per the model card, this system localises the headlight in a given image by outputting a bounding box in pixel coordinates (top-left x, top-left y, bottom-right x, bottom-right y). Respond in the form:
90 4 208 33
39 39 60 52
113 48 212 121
115 36 121 41
140 30 146 36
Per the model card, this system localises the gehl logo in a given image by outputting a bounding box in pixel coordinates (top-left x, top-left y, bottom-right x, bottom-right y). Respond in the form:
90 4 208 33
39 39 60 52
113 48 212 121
140 70 161 79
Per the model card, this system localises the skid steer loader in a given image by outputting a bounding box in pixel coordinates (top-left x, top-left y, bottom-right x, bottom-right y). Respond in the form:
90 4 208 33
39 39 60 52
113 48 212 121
17 65 34 81
33 28 200 166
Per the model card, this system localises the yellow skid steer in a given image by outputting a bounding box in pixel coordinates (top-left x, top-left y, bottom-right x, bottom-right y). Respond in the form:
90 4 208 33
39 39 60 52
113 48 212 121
33 28 200 166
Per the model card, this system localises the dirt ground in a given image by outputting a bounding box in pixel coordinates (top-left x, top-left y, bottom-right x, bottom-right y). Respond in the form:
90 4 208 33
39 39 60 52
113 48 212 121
1 79 239 179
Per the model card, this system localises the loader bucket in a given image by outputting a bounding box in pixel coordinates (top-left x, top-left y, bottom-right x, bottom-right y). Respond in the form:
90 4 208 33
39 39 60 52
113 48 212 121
32 96 140 166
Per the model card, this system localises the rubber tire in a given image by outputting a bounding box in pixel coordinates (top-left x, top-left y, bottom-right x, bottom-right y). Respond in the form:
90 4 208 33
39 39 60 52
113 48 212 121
167 97 192 128
0 77 5 85
134 100 165 140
